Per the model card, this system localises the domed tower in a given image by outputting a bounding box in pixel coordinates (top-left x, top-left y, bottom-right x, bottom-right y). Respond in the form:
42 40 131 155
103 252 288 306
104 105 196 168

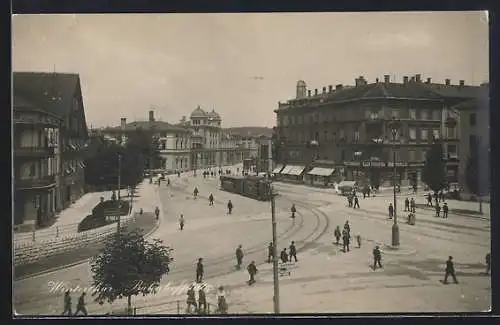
296 80 307 99
190 105 207 124
208 109 222 127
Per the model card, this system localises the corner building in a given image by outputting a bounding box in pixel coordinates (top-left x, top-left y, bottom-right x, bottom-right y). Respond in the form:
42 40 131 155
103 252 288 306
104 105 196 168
274 75 482 187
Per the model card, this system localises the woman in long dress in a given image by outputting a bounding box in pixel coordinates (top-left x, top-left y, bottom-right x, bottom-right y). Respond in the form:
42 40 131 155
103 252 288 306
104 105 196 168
216 286 228 314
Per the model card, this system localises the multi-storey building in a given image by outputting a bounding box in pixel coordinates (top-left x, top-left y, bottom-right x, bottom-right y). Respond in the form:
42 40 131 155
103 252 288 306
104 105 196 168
13 72 89 230
274 75 482 187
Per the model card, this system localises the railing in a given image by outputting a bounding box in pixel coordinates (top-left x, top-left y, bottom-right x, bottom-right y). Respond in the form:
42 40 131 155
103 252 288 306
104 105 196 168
13 215 137 266
133 300 216 315
15 175 56 190
14 146 55 157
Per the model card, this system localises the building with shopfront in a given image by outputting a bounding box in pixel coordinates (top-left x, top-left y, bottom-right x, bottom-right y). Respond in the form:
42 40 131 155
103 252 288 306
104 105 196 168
274 75 483 188
13 72 89 231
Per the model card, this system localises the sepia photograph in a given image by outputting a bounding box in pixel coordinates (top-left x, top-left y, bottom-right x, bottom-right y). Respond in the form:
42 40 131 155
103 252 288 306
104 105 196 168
12 12 490 315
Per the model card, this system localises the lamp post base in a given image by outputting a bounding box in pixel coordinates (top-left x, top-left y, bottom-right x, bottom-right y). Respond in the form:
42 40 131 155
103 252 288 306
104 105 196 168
391 223 400 247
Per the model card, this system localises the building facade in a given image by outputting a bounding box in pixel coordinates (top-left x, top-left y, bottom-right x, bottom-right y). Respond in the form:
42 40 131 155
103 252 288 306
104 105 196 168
13 72 89 230
274 75 482 187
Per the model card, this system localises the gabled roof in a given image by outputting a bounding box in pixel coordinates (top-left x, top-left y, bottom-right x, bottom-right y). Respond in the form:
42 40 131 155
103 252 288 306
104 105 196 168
190 105 207 118
13 72 81 117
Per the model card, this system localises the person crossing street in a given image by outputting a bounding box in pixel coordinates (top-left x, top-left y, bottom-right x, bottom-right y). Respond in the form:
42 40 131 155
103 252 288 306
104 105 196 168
289 241 298 262
193 187 199 199
353 195 360 209
442 202 449 218
291 204 297 219
179 214 185 230
334 226 341 245
61 290 72 316
404 197 410 212
267 242 274 263
372 246 382 270
410 198 416 213
196 258 204 283
209 193 214 206
443 256 459 284
388 203 394 219
74 293 87 316
247 261 258 285
235 245 244 269
227 200 233 214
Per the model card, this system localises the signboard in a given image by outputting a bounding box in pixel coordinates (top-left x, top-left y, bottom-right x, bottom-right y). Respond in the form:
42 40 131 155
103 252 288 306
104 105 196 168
344 161 360 167
407 162 425 167
387 162 408 167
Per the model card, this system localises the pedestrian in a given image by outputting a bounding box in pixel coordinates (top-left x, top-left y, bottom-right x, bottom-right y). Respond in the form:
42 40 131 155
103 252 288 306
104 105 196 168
356 234 362 248
410 198 416 213
427 193 433 206
413 184 417 194
404 197 410 212
442 203 449 218
353 196 360 209
388 203 394 219
372 246 382 270
289 241 298 262
179 214 185 230
61 290 72 316
217 286 228 314
186 285 197 313
236 245 244 269
435 203 441 218
443 256 459 284
280 248 289 263
227 200 233 214
347 194 353 208
267 242 274 263
74 292 87 316
334 226 341 245
167 178 171 186
209 193 214 206
193 187 199 199
198 285 207 314
344 221 350 235
291 204 297 219
363 188 366 199
247 260 258 285
485 252 491 275
196 258 204 283
342 229 350 252
434 196 438 208
367 187 371 197
155 206 160 220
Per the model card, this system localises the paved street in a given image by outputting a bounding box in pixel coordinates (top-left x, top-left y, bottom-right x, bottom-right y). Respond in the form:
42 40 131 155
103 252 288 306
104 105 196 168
13 174 491 315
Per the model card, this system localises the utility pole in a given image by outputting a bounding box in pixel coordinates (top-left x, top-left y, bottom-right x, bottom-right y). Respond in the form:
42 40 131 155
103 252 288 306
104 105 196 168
117 152 122 232
270 184 280 314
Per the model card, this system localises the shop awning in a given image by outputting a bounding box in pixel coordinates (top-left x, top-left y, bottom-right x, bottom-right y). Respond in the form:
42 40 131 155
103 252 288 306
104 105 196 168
307 167 335 177
272 165 284 174
280 165 294 174
286 166 306 176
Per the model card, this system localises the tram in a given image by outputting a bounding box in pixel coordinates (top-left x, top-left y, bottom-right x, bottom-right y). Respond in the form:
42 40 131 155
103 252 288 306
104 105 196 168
219 175 272 201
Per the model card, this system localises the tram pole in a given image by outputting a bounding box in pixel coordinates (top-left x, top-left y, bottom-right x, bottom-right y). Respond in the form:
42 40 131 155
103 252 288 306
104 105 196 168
270 185 280 314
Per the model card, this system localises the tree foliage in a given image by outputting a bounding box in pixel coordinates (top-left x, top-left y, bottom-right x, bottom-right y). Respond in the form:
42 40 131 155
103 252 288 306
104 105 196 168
90 229 172 310
125 128 162 170
422 140 446 193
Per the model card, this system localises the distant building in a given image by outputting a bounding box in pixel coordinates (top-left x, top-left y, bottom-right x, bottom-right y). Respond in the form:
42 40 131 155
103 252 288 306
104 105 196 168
274 76 484 188
13 72 89 230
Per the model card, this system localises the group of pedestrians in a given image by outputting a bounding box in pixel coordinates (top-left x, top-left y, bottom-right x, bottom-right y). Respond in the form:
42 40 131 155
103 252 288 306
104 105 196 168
346 193 360 209
61 291 87 316
426 192 449 218
333 221 361 252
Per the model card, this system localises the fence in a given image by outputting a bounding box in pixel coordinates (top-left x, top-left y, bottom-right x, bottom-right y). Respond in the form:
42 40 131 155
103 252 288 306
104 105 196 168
13 215 137 266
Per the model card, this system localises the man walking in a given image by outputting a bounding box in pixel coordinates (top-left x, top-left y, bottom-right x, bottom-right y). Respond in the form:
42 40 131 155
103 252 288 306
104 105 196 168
267 242 274 263
196 258 204 283
289 241 298 262
155 206 160 220
198 285 207 314
193 187 199 199
186 285 197 313
372 246 382 270
353 195 360 209
74 292 87 316
443 256 459 284
410 198 416 213
227 200 233 214
435 203 441 218
179 214 185 230
334 226 341 245
388 203 394 219
291 204 297 219
235 245 244 269
442 203 449 218
280 248 289 263
404 197 410 212
427 193 433 206
342 228 350 252
485 252 491 275
209 193 214 206
61 290 72 316
247 261 258 285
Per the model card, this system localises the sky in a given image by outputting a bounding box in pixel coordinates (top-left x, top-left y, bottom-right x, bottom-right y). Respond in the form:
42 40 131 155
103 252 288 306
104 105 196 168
12 12 489 128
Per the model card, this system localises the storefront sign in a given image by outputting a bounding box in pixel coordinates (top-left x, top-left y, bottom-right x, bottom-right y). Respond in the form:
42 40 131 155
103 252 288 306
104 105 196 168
344 161 360 167
407 162 424 167
387 162 408 167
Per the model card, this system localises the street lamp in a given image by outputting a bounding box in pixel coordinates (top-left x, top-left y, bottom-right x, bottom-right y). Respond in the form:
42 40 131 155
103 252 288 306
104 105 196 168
117 152 122 232
388 117 402 247
354 151 362 179
268 183 280 314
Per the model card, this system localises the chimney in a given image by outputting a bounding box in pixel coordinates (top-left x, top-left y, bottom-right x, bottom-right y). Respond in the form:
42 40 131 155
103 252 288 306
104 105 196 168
322 87 326 94
384 75 390 84
328 85 333 93
459 80 465 86
415 74 421 82
410 76 415 82
355 78 360 86
120 118 126 130
375 78 379 83
426 77 432 84
308 90 312 97
315 89 318 96
445 78 451 86
149 110 155 122
335 84 343 91
403 76 409 84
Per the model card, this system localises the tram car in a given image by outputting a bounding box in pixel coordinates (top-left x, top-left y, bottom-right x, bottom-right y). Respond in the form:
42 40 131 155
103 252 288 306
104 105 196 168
219 175 272 201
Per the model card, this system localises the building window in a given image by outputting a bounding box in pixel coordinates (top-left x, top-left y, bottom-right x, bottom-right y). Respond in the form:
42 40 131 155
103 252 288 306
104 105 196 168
421 110 428 120
339 129 345 140
297 116 302 125
409 109 416 120
324 130 328 141
408 150 416 161
283 116 289 126
433 129 440 140
354 131 360 142
421 129 428 141
392 109 399 119
470 113 476 127
314 132 319 141
432 110 441 121
469 135 477 154
448 144 458 159
409 128 416 140
29 163 36 177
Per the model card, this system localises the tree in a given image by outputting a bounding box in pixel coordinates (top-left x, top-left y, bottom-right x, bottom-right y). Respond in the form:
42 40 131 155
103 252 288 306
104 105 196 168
91 229 172 314
422 140 446 193
465 142 490 214
126 128 162 170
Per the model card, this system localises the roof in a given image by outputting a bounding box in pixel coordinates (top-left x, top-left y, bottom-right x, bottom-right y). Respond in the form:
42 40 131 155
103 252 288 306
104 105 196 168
105 120 191 133
208 109 221 120
421 83 480 99
190 105 208 118
13 72 81 117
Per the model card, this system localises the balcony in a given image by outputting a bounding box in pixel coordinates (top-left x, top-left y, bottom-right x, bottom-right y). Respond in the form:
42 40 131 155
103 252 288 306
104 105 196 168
15 175 56 190
14 114 61 127
15 146 55 158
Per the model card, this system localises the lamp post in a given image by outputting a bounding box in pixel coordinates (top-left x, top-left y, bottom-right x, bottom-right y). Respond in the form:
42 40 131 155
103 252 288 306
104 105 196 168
268 182 280 314
388 118 401 247
117 152 122 232
354 151 362 180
